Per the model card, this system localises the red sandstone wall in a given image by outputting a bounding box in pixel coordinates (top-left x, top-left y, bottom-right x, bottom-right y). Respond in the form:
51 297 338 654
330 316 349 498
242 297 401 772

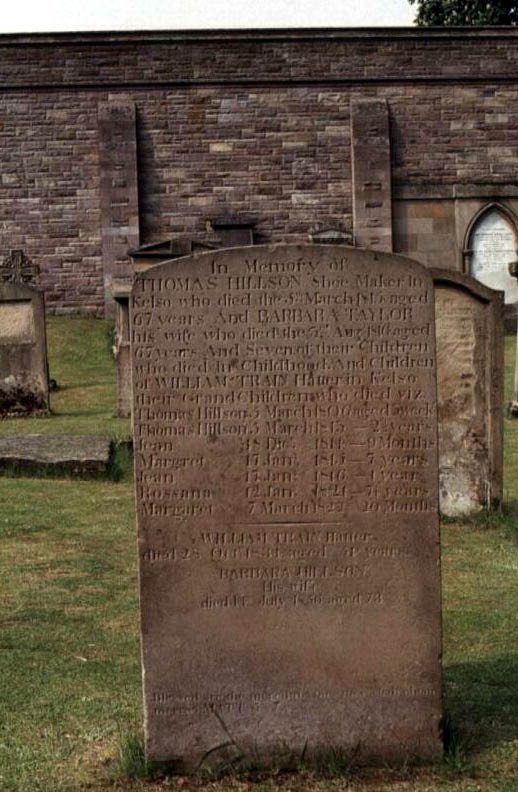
1 30 518 313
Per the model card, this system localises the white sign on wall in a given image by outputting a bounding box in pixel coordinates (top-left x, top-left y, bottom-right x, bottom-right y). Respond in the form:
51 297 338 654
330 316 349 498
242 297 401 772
470 210 518 304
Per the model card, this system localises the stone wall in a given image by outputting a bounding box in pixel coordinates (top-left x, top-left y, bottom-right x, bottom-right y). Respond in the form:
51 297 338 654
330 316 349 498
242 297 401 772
2 29 518 313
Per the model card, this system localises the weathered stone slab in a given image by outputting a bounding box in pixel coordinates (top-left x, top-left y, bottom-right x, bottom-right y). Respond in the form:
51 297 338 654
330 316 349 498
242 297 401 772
111 279 133 418
0 434 113 477
131 244 442 769
432 270 504 517
0 280 49 415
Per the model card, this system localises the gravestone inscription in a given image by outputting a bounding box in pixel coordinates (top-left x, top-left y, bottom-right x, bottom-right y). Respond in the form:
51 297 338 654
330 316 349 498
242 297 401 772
131 245 442 769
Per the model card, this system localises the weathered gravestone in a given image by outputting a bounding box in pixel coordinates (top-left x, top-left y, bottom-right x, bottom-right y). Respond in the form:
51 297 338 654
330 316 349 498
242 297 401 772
0 251 49 415
111 279 132 418
432 270 504 518
131 245 442 768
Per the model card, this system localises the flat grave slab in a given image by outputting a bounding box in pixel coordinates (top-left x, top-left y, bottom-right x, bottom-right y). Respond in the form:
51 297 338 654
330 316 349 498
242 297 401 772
0 434 113 477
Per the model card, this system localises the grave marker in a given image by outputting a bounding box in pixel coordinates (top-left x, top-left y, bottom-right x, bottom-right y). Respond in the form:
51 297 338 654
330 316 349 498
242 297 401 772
0 251 49 415
131 245 442 769
432 270 504 517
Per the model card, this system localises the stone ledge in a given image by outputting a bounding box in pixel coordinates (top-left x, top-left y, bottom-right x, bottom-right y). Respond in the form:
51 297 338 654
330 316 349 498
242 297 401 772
0 434 114 478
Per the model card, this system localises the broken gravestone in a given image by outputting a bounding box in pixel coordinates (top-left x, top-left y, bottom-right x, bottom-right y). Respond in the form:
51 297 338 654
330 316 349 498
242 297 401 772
131 244 442 769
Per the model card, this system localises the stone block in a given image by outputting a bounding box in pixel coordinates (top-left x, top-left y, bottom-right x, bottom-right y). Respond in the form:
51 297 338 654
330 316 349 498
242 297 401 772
0 434 113 477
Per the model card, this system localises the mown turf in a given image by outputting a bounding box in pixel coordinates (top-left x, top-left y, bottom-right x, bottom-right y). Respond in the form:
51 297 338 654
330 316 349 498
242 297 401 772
0 317 131 440
0 476 140 792
0 324 516 791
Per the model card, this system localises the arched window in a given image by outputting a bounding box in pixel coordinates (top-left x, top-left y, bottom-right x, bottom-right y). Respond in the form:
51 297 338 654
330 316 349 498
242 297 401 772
466 204 518 304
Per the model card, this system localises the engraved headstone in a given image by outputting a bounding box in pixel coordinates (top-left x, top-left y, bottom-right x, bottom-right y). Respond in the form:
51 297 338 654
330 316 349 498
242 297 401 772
433 271 504 517
131 245 442 768
0 279 49 415
470 210 518 304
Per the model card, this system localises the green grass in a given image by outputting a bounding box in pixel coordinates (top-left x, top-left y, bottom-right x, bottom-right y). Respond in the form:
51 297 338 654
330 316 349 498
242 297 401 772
0 476 139 792
0 323 517 791
0 317 131 440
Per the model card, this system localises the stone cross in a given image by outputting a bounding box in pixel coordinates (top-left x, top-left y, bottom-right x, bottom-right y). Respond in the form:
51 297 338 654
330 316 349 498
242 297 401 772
0 249 40 285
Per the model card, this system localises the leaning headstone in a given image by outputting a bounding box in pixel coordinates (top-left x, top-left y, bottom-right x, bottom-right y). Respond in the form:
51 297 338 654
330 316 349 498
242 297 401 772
131 244 442 769
432 270 504 517
0 251 49 415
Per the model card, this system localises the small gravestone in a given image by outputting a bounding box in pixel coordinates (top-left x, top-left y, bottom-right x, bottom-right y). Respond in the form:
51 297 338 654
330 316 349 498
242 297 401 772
432 270 504 517
0 251 49 415
131 245 442 769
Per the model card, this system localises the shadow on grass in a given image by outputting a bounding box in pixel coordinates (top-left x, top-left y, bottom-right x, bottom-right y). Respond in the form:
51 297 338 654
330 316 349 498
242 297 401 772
444 654 518 753
442 505 518 541
48 407 119 418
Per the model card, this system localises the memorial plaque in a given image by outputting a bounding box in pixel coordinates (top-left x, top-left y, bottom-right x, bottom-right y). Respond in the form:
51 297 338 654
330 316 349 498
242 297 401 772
470 210 518 304
131 245 442 769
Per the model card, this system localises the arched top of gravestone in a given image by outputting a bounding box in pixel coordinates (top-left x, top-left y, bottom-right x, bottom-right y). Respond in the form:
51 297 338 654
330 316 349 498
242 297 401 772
131 243 434 289
465 201 518 247
430 268 505 306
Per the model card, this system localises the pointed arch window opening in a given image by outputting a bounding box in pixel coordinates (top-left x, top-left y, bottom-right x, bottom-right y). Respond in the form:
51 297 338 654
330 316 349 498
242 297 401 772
464 204 518 305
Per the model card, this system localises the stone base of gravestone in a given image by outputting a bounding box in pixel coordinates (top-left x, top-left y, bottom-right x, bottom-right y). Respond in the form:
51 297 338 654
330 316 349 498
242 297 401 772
0 281 49 415
131 244 443 769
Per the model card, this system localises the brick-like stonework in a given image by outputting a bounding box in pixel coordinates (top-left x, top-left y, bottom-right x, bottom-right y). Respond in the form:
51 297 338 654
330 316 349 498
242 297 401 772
98 102 140 317
351 98 392 251
2 30 518 313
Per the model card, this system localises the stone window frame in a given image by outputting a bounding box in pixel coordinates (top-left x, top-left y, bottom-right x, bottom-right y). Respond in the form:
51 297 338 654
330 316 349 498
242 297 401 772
462 201 518 277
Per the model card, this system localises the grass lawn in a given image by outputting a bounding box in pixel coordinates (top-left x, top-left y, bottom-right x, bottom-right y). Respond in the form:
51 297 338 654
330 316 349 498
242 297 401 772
0 317 131 440
0 322 517 791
